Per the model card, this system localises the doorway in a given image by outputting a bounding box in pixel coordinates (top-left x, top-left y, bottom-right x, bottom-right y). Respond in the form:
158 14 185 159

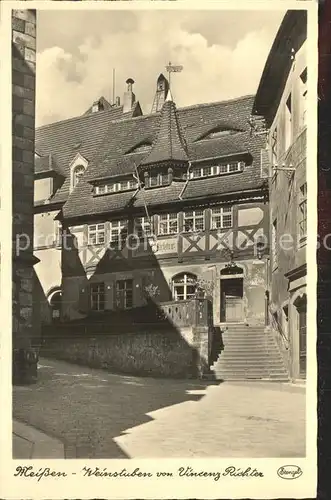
293 293 307 379
220 268 244 322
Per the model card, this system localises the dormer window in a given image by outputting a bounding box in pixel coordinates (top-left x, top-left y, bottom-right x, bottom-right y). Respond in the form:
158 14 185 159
197 127 241 141
73 165 85 188
190 161 244 179
69 154 88 193
95 178 137 195
149 172 168 187
126 142 152 155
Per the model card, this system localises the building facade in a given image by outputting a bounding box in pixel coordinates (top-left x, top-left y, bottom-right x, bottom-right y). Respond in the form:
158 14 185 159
253 10 307 380
12 9 39 383
34 79 269 333
34 83 142 323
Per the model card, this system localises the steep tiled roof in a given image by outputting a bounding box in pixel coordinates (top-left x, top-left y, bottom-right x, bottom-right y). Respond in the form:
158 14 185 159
39 94 265 220
35 103 141 203
140 99 188 166
83 96 113 115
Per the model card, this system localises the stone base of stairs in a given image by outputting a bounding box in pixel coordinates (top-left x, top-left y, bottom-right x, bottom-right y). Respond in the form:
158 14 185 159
208 323 289 382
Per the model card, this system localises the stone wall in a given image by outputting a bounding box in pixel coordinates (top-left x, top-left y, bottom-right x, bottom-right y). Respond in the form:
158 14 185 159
12 9 38 383
42 325 210 379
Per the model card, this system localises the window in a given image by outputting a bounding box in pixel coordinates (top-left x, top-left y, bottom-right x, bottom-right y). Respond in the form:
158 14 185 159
134 217 151 238
211 206 233 229
299 68 307 129
184 210 205 232
95 179 137 195
172 273 197 301
73 165 85 188
110 220 128 248
90 283 105 312
116 279 133 309
272 219 278 269
285 94 292 151
158 213 178 235
149 172 168 187
88 224 105 245
190 162 243 179
298 183 307 240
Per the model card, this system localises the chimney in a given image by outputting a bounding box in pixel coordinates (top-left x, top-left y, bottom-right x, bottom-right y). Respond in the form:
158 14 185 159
123 78 136 113
115 96 121 107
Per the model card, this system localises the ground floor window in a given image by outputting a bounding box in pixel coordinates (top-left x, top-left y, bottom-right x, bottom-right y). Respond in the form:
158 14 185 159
172 273 197 301
90 283 105 311
116 279 133 309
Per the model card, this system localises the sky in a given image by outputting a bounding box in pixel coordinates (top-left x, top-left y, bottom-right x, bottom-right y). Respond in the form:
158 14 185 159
36 9 286 127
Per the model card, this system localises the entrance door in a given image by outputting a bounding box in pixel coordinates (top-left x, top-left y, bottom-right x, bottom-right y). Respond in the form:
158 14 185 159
220 278 244 322
298 306 307 378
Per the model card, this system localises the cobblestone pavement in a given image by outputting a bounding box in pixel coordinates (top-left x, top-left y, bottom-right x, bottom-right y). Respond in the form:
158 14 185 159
13 358 305 458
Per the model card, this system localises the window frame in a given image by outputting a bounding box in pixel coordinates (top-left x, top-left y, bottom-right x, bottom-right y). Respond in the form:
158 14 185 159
90 282 105 312
73 165 85 189
183 210 205 233
134 216 152 239
95 179 137 195
172 273 197 301
110 219 128 248
190 162 243 179
115 279 133 310
211 206 233 230
158 213 179 235
88 223 105 245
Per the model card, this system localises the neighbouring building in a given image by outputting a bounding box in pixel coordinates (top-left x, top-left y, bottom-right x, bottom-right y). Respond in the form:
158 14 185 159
253 10 307 381
12 9 39 384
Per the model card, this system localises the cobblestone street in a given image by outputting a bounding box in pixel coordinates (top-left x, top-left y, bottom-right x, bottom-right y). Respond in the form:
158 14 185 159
13 358 306 459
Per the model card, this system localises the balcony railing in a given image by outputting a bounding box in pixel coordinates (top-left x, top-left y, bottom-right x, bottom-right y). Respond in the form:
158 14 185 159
160 298 212 328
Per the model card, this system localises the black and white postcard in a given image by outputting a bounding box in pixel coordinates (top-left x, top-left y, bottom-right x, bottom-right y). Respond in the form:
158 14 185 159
0 0 318 498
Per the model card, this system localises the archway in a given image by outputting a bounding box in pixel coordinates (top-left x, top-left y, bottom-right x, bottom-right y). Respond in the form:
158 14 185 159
220 266 244 322
48 288 62 321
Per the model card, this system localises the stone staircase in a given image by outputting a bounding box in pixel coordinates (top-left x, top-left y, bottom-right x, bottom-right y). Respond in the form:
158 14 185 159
207 324 289 381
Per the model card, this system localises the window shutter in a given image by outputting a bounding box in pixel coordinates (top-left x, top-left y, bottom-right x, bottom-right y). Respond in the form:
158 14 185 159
78 283 90 314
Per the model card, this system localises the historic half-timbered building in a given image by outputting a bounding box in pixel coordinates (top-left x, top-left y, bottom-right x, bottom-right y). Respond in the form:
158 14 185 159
34 83 270 329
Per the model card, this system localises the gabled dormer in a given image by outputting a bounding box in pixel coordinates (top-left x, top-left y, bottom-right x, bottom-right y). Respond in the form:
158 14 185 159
69 153 88 193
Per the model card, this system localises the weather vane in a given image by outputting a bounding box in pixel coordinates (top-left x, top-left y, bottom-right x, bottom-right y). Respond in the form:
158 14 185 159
166 61 183 92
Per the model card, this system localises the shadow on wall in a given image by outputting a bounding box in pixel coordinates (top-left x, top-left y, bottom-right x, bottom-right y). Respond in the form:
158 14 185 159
41 223 215 380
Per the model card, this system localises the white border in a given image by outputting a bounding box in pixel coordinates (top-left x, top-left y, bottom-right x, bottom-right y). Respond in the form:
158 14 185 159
0 1 318 499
